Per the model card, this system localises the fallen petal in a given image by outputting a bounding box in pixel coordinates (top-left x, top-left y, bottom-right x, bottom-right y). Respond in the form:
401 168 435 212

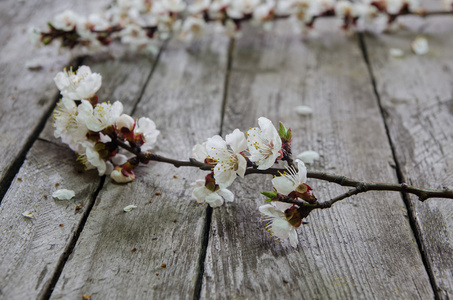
295 105 313 116
297 151 320 164
123 205 138 212
52 189 75 200
389 48 404 58
22 211 34 218
411 37 429 55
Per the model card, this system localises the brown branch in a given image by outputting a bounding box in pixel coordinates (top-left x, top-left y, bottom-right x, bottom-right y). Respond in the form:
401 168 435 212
112 138 453 203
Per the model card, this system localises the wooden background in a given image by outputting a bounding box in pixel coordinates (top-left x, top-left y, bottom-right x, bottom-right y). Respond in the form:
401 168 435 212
0 0 452 299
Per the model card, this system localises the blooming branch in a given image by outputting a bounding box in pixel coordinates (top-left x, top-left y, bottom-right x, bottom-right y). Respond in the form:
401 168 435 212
29 0 453 54
51 65 453 248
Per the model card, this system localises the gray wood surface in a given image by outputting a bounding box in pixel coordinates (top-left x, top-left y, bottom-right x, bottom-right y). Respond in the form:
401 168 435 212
50 30 230 299
201 20 434 299
363 7 453 299
1 0 452 298
0 0 108 198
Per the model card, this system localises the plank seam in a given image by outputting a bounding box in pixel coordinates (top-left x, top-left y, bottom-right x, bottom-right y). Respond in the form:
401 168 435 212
41 176 106 300
192 37 236 300
130 41 167 116
0 57 84 205
357 33 440 300
219 38 236 137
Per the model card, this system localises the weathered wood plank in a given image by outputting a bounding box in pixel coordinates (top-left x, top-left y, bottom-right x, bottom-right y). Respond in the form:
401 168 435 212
0 45 155 300
202 20 434 299
363 5 453 298
0 0 107 197
50 32 229 299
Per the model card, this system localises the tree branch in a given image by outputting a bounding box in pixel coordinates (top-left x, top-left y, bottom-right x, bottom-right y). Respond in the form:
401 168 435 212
112 138 453 203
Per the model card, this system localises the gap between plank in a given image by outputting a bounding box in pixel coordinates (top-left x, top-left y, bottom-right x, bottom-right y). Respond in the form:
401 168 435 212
130 41 167 116
192 37 236 300
357 33 440 300
40 176 106 300
0 56 85 205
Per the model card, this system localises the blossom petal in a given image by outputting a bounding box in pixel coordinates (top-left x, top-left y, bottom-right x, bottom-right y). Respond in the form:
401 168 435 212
192 142 208 161
52 189 75 200
272 176 294 195
288 228 299 248
205 193 224 207
236 153 247 178
271 218 291 239
206 135 227 159
123 205 137 212
218 188 234 203
226 129 247 153
192 185 212 203
22 211 34 218
295 159 307 183
296 151 320 164
295 105 313 116
259 204 285 218
214 168 236 189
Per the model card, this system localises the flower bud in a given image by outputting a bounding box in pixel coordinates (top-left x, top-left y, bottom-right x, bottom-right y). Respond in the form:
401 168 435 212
111 166 136 183
116 114 136 131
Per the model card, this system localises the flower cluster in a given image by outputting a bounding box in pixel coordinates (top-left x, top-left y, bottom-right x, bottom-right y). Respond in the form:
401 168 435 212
191 117 317 247
30 0 452 53
53 65 160 183
53 65 317 247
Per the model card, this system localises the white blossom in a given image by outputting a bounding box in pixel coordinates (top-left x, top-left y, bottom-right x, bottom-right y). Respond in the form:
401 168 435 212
180 16 206 42
77 100 123 132
272 159 307 195
192 142 209 161
192 180 234 207
116 114 136 131
120 23 151 51
134 117 160 151
53 10 80 31
411 36 429 55
111 167 135 183
247 117 282 170
53 97 88 150
54 66 102 100
207 129 248 188
161 0 187 13
79 142 109 176
259 203 299 248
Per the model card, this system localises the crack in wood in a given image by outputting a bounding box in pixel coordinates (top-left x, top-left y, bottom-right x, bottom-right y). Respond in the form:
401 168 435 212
357 32 441 300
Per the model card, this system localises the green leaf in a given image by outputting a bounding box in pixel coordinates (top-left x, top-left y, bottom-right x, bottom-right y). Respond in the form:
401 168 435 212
286 128 292 141
42 36 52 45
278 122 288 139
261 191 277 199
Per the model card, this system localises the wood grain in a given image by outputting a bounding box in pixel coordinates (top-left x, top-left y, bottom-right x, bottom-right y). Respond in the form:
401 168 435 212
363 4 453 298
0 0 109 197
201 20 434 299
50 31 230 299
